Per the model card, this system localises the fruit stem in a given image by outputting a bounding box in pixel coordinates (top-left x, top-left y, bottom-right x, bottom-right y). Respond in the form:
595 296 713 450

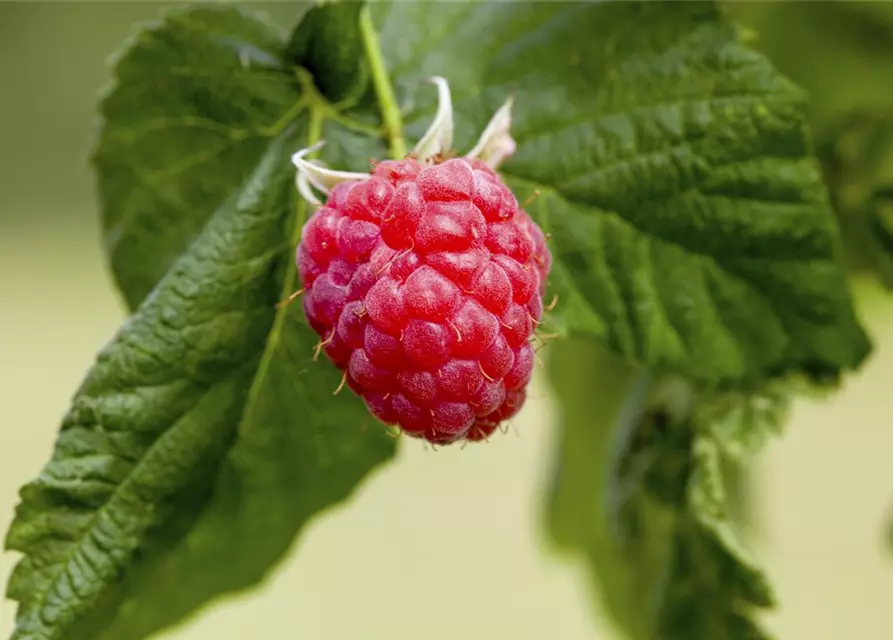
308 107 325 158
359 6 407 159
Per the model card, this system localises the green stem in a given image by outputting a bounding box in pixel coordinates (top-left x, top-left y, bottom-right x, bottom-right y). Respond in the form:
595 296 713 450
307 105 325 162
293 67 379 136
264 97 309 138
359 6 406 159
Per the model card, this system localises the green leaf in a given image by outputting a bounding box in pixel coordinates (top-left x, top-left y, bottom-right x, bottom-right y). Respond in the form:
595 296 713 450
93 4 306 310
662 436 775 639
727 1 893 140
5 134 394 640
6 5 395 640
693 381 791 464
285 0 369 103
94 4 385 313
545 337 782 640
378 0 870 383
727 3 893 286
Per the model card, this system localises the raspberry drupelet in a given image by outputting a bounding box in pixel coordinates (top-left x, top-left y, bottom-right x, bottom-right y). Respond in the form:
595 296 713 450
291 77 551 444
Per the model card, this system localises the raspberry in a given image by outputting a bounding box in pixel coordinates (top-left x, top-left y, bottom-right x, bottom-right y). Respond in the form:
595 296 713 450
291 77 551 444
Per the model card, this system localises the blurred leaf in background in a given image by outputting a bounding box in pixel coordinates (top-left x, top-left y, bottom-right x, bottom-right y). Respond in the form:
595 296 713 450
728 1 893 552
819 112 893 288
729 1 893 286
547 339 795 640
727 2 893 140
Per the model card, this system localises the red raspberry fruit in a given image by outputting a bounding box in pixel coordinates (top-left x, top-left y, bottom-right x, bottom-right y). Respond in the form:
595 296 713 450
292 78 551 444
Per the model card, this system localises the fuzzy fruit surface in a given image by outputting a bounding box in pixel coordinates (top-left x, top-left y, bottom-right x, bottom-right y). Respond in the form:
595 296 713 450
297 156 551 443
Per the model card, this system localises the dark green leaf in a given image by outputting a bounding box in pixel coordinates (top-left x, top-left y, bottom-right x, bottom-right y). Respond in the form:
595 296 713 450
5 134 394 640
92 5 304 310
6 5 395 640
379 0 870 383
94 4 385 312
545 337 782 640
285 0 369 103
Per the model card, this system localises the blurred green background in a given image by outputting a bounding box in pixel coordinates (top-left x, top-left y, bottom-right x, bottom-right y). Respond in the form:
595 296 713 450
1 2 892 639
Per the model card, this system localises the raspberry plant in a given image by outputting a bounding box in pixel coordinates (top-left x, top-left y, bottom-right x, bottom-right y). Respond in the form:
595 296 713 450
291 80 549 443
3 2 888 640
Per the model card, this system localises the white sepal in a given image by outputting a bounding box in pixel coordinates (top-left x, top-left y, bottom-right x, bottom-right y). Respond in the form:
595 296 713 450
413 76 454 163
466 95 516 169
296 165 322 205
291 141 368 203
